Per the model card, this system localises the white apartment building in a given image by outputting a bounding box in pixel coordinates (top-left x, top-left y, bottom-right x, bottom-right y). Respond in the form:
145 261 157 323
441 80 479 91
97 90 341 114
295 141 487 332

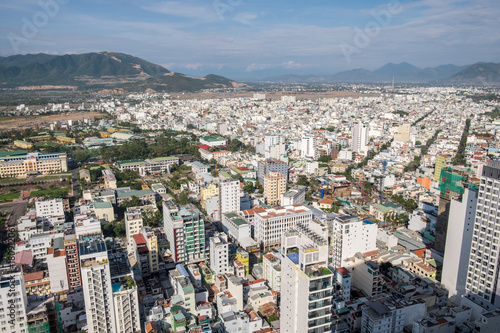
254 205 312 250
109 254 141 333
465 161 500 308
0 151 67 178
331 215 378 268
351 121 369 155
210 233 230 275
263 253 281 292
125 208 143 254
35 198 64 217
220 179 240 214
0 266 28 333
79 236 116 333
301 136 317 160
280 223 333 333
441 188 477 300
281 185 306 206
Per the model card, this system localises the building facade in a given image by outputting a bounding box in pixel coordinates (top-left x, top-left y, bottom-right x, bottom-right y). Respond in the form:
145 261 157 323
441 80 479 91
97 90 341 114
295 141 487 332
0 151 67 178
264 171 287 207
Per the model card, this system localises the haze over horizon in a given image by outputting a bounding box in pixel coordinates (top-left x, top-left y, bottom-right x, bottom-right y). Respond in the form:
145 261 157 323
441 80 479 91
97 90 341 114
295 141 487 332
1 0 499 80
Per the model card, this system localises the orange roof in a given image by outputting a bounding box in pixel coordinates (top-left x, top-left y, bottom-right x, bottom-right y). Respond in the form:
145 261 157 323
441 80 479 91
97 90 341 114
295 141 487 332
320 198 334 205
24 271 44 282
145 322 157 333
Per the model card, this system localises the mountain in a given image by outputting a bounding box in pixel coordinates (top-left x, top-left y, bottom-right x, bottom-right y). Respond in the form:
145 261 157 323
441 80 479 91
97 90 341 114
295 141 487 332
260 62 472 83
447 62 500 84
0 52 237 92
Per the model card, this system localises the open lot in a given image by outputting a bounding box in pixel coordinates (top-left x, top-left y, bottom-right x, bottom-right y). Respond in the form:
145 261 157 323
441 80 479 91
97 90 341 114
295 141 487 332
0 111 106 130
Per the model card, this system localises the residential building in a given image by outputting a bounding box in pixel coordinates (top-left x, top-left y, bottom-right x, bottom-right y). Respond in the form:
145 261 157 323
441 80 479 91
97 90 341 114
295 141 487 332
361 298 426 333
263 253 281 292
109 254 141 333
79 236 116 333
280 223 333 333
351 121 369 155
26 298 63 333
281 185 306 206
163 201 206 263
394 123 411 142
0 151 67 177
351 261 383 297
301 136 317 160
35 198 64 217
220 179 240 214
441 188 478 300
209 233 230 275
254 205 312 250
331 215 377 268
102 169 117 188
142 227 159 274
46 237 69 293
64 234 81 289
257 158 288 184
264 171 286 206
125 208 143 254
192 161 209 175
465 161 500 308
0 266 28 332
117 157 178 176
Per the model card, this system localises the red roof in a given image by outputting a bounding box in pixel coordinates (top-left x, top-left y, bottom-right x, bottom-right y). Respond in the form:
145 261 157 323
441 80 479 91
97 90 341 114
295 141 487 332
236 166 250 171
243 278 266 287
14 250 33 266
133 234 147 245
196 144 211 150
336 267 350 276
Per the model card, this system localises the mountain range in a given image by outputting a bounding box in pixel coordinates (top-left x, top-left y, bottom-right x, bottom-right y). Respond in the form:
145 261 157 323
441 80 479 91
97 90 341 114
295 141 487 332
262 62 500 84
0 52 237 92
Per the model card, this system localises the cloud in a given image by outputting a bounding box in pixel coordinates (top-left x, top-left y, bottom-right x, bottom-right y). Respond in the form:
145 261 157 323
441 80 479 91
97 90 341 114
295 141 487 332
140 1 217 22
246 63 273 72
281 60 304 69
232 12 257 25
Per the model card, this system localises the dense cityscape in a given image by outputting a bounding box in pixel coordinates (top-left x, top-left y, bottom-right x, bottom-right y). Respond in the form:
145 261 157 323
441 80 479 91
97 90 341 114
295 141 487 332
0 84 499 333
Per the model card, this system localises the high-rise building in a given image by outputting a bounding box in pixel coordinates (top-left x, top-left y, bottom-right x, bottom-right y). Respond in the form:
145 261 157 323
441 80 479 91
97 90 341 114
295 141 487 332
301 136 317 160
465 161 500 309
209 233 230 275
264 171 287 206
125 208 143 254
257 158 288 184
27 298 63 333
254 205 312 251
0 265 28 333
79 236 116 333
64 234 81 289
331 215 378 268
441 188 478 301
163 201 206 264
109 254 141 333
351 121 369 155
435 167 475 253
280 223 333 333
220 179 241 214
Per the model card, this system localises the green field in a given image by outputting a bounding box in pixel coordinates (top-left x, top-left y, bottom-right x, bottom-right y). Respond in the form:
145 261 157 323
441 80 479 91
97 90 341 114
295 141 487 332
0 192 20 203
30 188 69 198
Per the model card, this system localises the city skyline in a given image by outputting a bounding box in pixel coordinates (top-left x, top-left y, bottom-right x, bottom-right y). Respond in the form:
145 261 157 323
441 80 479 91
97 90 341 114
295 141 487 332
1 0 499 80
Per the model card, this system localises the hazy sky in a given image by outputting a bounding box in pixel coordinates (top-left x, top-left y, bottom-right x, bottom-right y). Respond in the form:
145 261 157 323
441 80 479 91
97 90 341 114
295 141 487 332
1 0 499 80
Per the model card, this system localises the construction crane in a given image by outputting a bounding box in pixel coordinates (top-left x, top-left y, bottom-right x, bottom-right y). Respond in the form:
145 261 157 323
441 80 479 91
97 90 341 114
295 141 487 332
379 160 387 203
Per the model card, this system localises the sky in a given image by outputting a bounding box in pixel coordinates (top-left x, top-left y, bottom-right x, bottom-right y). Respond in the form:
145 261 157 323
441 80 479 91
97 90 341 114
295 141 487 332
0 0 499 80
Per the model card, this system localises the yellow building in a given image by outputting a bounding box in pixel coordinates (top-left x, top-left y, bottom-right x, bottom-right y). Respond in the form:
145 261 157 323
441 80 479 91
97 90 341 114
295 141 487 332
0 151 67 178
236 250 249 275
13 140 33 149
403 257 437 280
264 171 286 206
56 136 76 144
201 184 219 209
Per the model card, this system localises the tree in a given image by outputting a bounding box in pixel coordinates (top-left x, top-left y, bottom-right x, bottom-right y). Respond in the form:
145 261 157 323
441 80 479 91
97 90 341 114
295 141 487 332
242 182 255 194
72 148 91 163
415 140 422 146
318 155 331 163
296 175 310 187
142 209 163 228
175 191 191 205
